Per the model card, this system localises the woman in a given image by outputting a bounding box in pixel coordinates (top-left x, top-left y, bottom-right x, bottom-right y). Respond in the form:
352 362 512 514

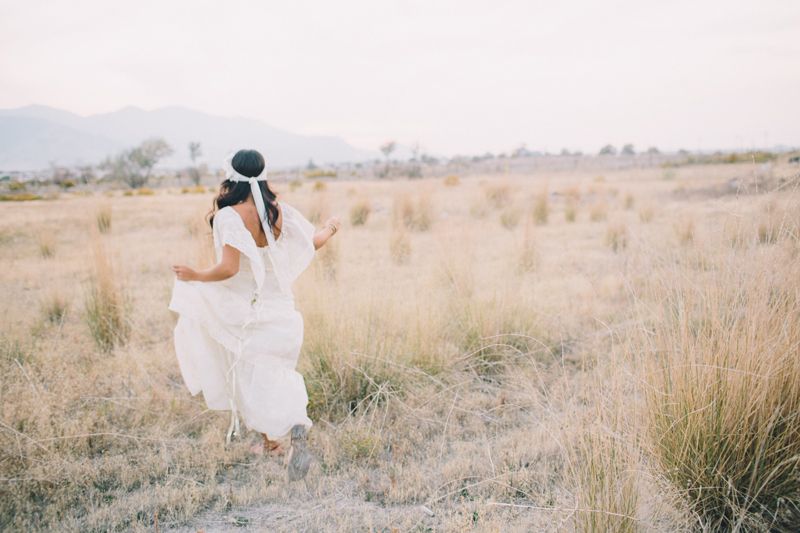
168 149 339 481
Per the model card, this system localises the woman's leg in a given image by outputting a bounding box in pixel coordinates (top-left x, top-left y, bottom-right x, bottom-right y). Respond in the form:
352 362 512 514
262 433 284 453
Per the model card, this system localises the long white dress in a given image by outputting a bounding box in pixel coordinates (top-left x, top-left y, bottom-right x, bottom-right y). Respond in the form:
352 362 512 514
168 202 315 439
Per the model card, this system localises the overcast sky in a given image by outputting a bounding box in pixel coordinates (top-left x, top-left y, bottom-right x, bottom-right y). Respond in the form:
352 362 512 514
1 0 798 155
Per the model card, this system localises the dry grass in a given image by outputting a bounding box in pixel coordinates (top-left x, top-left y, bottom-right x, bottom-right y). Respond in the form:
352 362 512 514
589 201 608 222
443 175 460 187
531 189 549 225
674 217 695 245
1 162 798 531
389 223 411 264
40 289 68 324
517 221 537 272
605 221 628 252
637 235 800 530
638 204 654 223
499 207 521 230
349 198 371 226
84 231 130 351
483 182 512 208
95 204 112 233
564 198 578 223
393 192 433 232
36 231 55 259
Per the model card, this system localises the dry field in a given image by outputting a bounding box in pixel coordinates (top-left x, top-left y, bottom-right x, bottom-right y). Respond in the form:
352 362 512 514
1 162 799 531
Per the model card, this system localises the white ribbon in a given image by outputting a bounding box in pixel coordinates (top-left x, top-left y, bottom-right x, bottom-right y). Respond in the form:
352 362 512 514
224 153 270 236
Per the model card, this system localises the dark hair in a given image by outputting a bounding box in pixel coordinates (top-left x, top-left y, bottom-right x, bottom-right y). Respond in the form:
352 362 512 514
208 149 279 229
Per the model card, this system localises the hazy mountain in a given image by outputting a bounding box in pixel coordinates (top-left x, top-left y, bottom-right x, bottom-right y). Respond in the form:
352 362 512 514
0 105 376 170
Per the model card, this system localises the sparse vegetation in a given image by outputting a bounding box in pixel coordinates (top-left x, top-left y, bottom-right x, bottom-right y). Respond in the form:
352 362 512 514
605 221 628 252
394 192 433 231
349 198 371 226
589 201 608 222
95 204 112 233
499 207 521 229
84 232 129 351
2 162 798 531
484 182 512 208
531 190 549 225
443 175 460 187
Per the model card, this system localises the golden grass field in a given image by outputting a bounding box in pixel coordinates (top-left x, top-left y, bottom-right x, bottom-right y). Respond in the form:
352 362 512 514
1 161 799 531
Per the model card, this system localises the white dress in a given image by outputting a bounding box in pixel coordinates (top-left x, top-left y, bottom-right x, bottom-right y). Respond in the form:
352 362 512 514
168 202 315 439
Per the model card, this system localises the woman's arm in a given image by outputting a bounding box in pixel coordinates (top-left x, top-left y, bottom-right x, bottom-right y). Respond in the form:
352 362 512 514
313 216 341 250
172 245 241 282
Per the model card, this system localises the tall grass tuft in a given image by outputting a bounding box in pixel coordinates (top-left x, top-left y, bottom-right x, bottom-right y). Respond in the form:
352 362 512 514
638 205 654 223
623 192 635 210
41 290 69 324
36 231 55 259
605 221 628 252
307 193 329 224
84 232 129 351
500 207 521 230
590 202 608 222
484 182 512 208
570 426 638 533
349 198 371 226
531 190 549 225
95 204 112 233
674 217 695 245
518 221 537 272
389 224 411 264
565 200 578 222
316 234 340 280
639 246 800 530
443 175 460 187
394 193 433 232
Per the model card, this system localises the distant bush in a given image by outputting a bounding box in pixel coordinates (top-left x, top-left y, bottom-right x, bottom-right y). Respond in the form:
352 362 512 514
444 175 460 187
181 185 206 194
0 193 41 202
305 169 337 179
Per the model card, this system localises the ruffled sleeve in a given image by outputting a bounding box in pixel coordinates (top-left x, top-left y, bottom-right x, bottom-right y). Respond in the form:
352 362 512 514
266 202 315 295
212 207 266 290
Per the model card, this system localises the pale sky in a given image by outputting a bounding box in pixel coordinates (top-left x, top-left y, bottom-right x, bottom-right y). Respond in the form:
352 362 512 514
1 0 798 155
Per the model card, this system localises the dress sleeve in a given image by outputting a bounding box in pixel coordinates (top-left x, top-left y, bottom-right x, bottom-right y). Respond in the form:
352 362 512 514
212 207 266 290
267 203 316 293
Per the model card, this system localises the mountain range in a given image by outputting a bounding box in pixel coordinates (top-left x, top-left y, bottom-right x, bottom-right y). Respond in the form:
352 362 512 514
0 105 377 171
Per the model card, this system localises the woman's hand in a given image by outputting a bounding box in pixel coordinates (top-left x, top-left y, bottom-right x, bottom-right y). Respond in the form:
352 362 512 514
314 216 341 250
171 265 198 281
324 216 341 234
